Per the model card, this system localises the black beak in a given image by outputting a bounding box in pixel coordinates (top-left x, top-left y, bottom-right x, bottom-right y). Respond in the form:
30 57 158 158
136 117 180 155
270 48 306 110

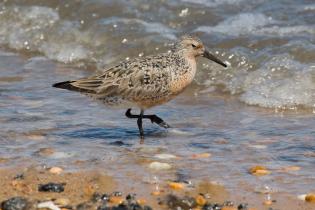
203 50 227 68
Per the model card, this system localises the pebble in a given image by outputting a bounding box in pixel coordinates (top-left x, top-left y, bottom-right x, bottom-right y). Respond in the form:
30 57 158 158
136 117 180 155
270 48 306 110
249 166 271 176
1 197 29 210
36 148 55 157
166 194 196 209
248 145 267 149
305 193 315 203
154 154 177 160
237 203 248 210
54 198 70 206
263 200 272 205
149 162 171 170
38 201 60 210
38 182 65 193
49 167 63 175
297 194 307 201
168 182 184 190
137 198 146 205
112 191 123 197
151 191 162 196
26 134 45 141
191 153 211 159
109 196 124 205
195 195 206 206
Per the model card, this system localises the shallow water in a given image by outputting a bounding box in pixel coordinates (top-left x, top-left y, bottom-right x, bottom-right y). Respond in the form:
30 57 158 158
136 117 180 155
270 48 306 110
0 0 315 208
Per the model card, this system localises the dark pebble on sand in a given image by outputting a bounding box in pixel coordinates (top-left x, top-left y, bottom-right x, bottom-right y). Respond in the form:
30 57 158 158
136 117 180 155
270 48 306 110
38 182 65 192
13 173 24 180
166 194 197 210
92 193 102 202
238 203 248 210
126 193 136 201
1 197 29 210
112 191 123 197
223 201 234 206
202 204 214 210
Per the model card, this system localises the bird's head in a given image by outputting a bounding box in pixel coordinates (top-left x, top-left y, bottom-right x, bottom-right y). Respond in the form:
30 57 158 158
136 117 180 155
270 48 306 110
174 35 227 68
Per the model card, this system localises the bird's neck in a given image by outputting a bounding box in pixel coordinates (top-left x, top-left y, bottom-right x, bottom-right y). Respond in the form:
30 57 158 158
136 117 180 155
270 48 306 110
168 52 197 95
177 51 197 74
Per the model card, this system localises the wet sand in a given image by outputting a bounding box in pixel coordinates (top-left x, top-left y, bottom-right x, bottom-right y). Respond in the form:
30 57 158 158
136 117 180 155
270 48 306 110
0 166 314 210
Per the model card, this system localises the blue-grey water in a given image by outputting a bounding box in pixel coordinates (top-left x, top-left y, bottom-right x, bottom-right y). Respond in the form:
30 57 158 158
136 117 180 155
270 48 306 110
0 0 315 209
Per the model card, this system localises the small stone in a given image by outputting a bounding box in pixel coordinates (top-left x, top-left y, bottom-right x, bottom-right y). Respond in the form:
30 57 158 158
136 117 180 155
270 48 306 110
49 167 63 175
137 198 146 205
191 153 211 159
149 162 171 170
36 148 55 156
13 174 24 180
126 193 136 201
195 195 206 206
202 204 214 210
297 194 307 201
38 201 60 210
237 203 248 210
1 197 29 210
54 198 70 206
112 191 123 197
223 201 234 206
151 191 161 196
38 182 65 193
101 194 110 202
154 154 177 160
305 194 315 203
249 166 271 176
166 194 196 209
109 196 124 205
26 134 45 141
168 182 184 190
263 200 272 205
91 193 102 202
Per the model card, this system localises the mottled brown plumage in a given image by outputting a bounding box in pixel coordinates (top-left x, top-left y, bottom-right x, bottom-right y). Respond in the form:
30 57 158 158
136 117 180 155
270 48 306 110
53 35 227 139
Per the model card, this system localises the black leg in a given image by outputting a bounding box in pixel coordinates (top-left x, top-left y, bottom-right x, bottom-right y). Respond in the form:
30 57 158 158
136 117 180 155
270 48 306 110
137 110 144 139
126 108 145 139
125 109 171 139
143 114 171 128
125 108 138 118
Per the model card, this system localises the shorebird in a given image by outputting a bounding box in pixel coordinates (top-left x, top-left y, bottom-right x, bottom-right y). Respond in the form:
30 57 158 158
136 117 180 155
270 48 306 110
53 35 227 139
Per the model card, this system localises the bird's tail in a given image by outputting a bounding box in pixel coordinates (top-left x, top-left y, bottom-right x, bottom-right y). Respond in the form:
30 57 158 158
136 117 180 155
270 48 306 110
52 80 91 93
52 81 75 90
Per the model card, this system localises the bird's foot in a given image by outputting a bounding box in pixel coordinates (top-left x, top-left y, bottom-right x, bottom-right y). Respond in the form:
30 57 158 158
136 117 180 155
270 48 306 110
145 115 171 128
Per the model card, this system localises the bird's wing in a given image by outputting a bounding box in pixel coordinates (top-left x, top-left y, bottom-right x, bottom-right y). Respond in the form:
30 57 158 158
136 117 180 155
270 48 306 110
71 54 173 100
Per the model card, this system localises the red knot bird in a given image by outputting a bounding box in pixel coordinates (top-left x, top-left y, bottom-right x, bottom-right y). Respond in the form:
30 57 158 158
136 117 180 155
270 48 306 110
53 35 227 140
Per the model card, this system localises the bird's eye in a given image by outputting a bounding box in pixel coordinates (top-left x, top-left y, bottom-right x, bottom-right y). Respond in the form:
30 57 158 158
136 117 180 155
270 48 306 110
191 44 197 48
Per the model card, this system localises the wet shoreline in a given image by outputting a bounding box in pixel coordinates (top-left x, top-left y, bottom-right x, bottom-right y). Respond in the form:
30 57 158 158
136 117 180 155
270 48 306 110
1 0 315 209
